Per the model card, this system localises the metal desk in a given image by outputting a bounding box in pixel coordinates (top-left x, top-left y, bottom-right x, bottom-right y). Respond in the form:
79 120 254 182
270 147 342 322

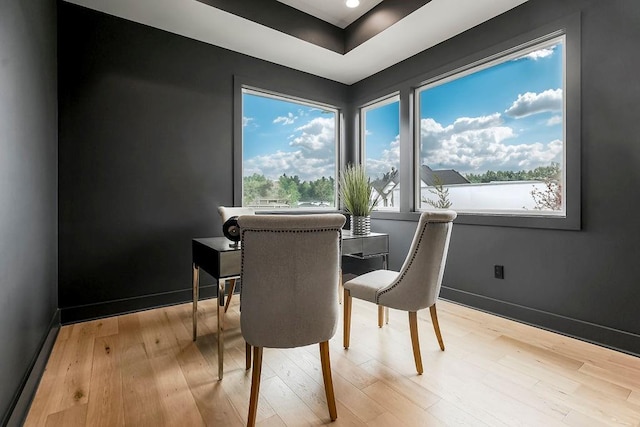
191 231 389 379
341 231 389 268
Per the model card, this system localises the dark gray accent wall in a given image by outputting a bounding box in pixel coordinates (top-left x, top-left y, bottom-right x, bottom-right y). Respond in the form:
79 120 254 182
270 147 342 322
0 0 58 424
56 0 640 357
354 0 640 354
58 3 348 323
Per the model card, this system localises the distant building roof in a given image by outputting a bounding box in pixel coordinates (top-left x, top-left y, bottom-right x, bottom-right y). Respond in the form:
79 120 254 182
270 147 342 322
420 165 469 186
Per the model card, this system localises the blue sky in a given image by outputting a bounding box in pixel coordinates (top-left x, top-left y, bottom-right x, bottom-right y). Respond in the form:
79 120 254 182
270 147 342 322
242 39 564 182
363 100 400 180
243 93 336 181
419 41 564 175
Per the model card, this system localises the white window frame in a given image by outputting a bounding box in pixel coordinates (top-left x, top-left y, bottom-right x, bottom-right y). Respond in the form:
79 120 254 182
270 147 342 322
415 33 567 218
360 93 401 211
239 85 340 211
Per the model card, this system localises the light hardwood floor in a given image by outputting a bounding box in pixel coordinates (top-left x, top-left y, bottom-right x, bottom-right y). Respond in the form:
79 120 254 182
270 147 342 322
24 297 640 426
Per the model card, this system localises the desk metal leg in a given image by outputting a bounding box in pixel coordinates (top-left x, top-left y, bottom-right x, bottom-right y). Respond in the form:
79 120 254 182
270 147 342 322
382 255 389 324
192 263 199 341
217 278 225 380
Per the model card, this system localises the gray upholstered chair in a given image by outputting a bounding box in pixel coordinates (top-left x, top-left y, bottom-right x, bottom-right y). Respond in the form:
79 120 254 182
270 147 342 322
238 213 345 426
343 210 456 374
217 206 255 312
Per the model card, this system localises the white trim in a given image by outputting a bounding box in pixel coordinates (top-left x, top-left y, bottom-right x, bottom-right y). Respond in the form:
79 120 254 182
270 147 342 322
241 87 340 210
359 93 401 212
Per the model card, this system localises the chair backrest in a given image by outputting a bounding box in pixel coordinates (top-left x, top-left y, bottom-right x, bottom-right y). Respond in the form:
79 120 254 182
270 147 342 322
238 214 346 348
376 210 456 311
218 206 255 223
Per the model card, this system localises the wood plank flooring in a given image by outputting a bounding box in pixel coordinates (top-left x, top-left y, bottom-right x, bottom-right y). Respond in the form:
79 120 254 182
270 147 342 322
24 298 640 426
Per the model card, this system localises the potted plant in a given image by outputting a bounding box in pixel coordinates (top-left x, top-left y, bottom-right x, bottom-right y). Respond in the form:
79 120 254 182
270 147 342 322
340 163 378 235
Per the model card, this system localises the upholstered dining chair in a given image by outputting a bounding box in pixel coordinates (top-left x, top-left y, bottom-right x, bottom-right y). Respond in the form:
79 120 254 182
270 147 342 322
238 213 345 426
217 206 255 312
343 210 456 375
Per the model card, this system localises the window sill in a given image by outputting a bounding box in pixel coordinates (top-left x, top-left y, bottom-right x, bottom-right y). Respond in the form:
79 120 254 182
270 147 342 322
371 210 580 230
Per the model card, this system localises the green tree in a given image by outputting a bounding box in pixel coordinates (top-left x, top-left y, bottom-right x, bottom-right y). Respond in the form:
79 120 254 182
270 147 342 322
465 162 561 183
243 174 273 205
278 174 301 205
243 173 336 207
530 163 562 210
299 181 312 201
422 174 452 209
310 176 334 203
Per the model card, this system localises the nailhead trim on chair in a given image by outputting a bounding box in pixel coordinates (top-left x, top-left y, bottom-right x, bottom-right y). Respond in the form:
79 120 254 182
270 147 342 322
375 221 430 304
241 228 342 234
240 228 343 284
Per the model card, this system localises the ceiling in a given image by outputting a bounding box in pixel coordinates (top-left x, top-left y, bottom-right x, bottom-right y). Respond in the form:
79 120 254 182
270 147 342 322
63 0 528 85
275 0 384 28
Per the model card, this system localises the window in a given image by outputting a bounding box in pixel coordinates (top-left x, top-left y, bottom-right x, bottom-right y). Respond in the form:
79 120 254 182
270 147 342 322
241 88 338 209
361 95 400 210
416 35 566 216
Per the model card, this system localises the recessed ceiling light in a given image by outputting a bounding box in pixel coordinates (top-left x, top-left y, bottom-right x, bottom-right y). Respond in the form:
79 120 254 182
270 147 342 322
346 0 360 8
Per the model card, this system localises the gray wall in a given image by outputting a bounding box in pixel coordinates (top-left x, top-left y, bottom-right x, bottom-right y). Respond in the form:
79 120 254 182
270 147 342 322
0 0 58 423
57 0 640 357
58 3 349 322
354 0 640 354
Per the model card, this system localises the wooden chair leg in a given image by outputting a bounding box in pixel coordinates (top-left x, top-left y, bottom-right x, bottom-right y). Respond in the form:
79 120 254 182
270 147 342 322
343 289 352 349
224 278 236 313
245 342 252 370
429 304 445 351
247 346 263 427
408 312 423 375
378 305 384 328
319 341 338 421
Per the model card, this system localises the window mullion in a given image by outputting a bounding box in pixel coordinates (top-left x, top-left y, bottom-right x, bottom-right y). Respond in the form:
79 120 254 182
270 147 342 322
399 87 413 213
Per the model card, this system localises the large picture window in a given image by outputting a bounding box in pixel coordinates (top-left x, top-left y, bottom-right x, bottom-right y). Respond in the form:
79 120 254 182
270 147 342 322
241 88 338 209
417 35 566 216
361 95 400 210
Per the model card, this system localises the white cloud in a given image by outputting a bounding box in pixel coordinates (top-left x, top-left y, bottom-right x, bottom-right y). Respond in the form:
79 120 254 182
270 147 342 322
546 115 562 126
451 113 503 133
244 116 336 181
504 89 563 118
420 115 563 174
520 47 555 60
243 150 335 182
243 116 254 127
366 135 400 178
289 117 335 153
273 112 297 125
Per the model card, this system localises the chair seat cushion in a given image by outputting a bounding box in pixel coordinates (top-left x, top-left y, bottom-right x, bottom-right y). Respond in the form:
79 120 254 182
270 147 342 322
344 270 399 303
